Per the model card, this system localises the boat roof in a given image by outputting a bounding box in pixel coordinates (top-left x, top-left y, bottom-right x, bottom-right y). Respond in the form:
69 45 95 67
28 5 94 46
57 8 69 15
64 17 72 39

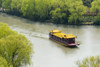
50 30 76 39
50 30 61 33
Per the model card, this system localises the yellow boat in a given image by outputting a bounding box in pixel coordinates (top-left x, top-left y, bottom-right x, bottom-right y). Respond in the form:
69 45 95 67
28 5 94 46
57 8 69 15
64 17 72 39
49 30 80 47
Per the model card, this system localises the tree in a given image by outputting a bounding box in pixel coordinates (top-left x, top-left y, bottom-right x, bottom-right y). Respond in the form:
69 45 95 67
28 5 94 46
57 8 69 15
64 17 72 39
68 0 87 24
77 56 100 67
0 23 17 39
82 0 93 7
90 0 100 25
2 0 12 9
20 0 35 18
50 0 69 24
50 0 87 24
0 23 33 67
0 34 32 67
94 13 100 25
35 0 53 20
0 0 2 7
91 0 100 12
50 8 67 24
1 0 88 24
0 56 9 67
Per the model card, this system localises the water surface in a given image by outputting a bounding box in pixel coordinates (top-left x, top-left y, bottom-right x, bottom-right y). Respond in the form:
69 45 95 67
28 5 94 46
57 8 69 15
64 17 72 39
0 13 100 67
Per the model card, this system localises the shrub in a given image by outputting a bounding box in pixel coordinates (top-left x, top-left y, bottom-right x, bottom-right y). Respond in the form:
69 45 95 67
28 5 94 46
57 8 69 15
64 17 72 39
77 56 100 67
0 22 33 67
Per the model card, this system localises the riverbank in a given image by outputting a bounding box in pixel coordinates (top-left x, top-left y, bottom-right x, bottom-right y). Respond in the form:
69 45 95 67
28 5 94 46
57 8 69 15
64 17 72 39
1 0 100 25
81 22 94 25
0 7 95 25
0 11 95 26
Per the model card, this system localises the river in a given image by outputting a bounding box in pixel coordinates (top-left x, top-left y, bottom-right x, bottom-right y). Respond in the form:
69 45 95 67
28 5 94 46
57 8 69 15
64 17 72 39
0 13 100 67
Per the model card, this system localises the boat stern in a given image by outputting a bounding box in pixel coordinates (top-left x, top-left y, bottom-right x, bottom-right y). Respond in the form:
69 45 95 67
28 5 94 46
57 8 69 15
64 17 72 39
68 43 80 47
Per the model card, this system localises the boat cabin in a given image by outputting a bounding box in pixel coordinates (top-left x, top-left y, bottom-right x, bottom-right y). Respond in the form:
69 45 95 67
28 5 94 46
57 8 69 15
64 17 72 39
49 30 79 46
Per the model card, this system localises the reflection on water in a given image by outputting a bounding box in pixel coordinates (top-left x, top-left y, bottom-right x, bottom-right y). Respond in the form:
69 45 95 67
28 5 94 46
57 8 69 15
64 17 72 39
0 13 100 67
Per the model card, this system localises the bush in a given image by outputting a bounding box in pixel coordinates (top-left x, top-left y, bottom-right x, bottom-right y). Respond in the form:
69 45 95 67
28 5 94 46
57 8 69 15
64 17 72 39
0 22 33 67
77 56 100 67
0 56 9 67
94 13 100 25
0 23 17 38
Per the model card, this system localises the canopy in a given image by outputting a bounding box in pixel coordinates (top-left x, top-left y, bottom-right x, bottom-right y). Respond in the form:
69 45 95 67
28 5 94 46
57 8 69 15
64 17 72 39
50 30 61 33
53 33 76 39
50 30 76 39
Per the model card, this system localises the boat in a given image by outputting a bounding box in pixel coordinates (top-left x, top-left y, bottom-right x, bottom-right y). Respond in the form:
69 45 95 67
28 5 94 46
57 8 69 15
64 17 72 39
49 30 80 47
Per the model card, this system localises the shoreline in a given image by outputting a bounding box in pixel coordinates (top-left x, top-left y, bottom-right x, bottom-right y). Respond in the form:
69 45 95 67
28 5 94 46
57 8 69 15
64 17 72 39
0 11 96 26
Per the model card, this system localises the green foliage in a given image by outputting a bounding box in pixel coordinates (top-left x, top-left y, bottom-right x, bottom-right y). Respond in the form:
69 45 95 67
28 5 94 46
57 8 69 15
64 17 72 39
50 0 87 24
0 56 8 67
2 0 12 9
11 0 21 10
94 13 100 25
0 34 32 67
35 0 51 20
0 0 2 7
77 56 100 67
68 0 87 24
0 23 17 38
90 0 100 12
1 0 88 24
20 0 35 17
50 8 67 23
90 0 100 25
82 0 93 7
0 23 33 67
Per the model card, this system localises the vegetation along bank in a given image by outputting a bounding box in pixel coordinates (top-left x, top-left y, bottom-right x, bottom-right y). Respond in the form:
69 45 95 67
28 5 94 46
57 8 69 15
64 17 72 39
0 23 33 67
0 0 100 25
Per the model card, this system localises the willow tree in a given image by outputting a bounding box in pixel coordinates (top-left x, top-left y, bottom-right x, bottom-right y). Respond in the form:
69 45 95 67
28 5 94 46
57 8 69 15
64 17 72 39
90 0 100 12
0 23 33 67
10 0 22 15
0 23 17 38
50 0 69 24
68 0 87 24
50 8 67 23
19 0 35 18
1 0 88 24
82 0 93 7
0 0 2 7
91 0 100 25
35 0 53 20
93 13 100 25
2 0 12 9
77 56 100 67
0 56 9 67
0 34 32 67
11 0 21 10
50 0 87 24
